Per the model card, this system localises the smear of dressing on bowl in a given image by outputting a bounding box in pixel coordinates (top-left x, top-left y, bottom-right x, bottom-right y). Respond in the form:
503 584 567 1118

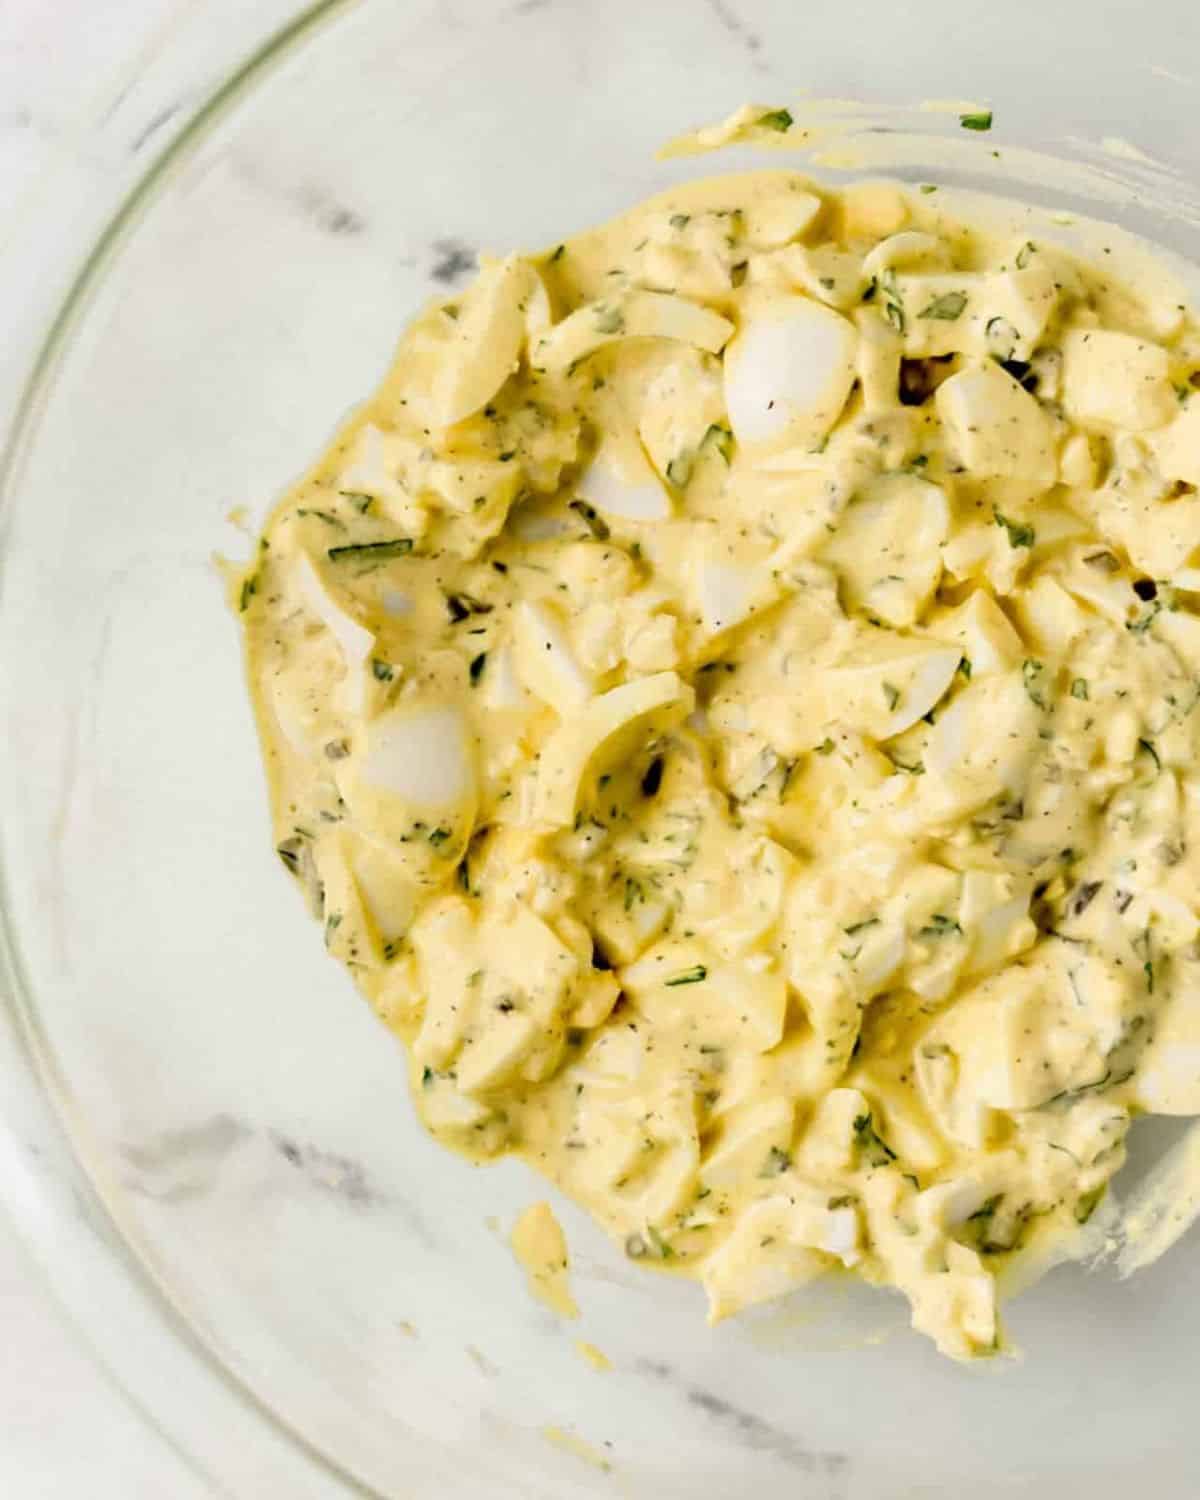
511 1202 579 1320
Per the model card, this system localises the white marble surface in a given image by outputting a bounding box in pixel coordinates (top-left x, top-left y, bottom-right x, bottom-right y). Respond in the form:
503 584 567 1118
0 5 300 1492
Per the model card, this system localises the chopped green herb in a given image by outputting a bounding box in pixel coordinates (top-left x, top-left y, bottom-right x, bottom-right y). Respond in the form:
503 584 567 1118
995 509 1035 549
1138 737 1161 770
919 290 969 321
814 736 836 756
238 573 258 612
1070 677 1089 700
421 1066 434 1087
958 655 973 681
669 212 691 230
960 110 993 131
881 681 902 711
919 913 963 939
371 658 394 682
549 243 566 263
853 1111 898 1166
1022 658 1047 708
623 876 644 912
760 1146 792 1178
1074 1186 1105 1224
469 651 488 685
1015 240 1036 269
327 538 413 563
843 916 880 937
919 183 938 195
428 827 452 849
757 108 794 132
665 964 708 987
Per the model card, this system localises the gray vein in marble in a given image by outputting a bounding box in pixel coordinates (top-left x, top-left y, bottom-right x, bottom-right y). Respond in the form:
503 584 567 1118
118 1114 440 1250
128 101 182 155
270 1130 375 1204
121 1115 252 1202
430 238 478 284
295 183 367 238
636 1357 850 1485
705 0 764 55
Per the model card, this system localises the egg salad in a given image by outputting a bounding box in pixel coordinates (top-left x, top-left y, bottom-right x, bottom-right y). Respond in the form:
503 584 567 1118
238 154 1200 1360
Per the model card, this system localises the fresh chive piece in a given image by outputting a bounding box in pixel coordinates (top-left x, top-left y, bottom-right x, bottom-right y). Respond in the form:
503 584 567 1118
371 658 394 682
1070 677 1089 700
960 110 993 131
327 538 412 563
469 652 488 685
918 913 963 938
665 964 708 987
757 108 794 132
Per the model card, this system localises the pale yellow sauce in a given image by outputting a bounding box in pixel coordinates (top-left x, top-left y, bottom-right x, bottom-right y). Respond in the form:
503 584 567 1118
510 1200 579 1319
240 146 1200 1360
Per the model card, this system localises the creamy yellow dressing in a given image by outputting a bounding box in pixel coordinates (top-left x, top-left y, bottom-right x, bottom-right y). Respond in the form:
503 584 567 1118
510 1200 579 1319
239 153 1200 1360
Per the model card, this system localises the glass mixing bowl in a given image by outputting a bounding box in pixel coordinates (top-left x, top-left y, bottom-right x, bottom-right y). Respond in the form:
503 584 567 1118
3 1 1200 1494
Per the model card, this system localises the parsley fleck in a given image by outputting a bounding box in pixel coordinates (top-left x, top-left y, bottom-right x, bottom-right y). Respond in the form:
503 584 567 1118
919 290 968 321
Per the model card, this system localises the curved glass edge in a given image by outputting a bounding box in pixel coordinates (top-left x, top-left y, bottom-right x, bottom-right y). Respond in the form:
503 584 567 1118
0 3 387 1496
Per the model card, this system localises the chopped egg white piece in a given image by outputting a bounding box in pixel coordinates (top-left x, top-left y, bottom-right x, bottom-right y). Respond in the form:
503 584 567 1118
723 295 858 453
